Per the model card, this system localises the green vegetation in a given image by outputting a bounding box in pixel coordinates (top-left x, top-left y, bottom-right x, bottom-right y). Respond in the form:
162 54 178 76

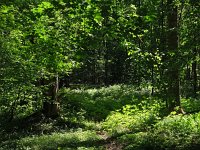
1 85 200 149
0 0 199 149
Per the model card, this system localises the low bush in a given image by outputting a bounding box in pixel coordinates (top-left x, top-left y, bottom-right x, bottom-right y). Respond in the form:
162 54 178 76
181 98 200 113
147 113 200 150
102 100 162 135
119 113 200 150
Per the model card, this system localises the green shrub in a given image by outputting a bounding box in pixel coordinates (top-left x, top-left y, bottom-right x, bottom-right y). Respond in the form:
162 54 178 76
118 132 150 150
102 100 162 135
181 98 200 113
117 113 200 150
146 113 200 150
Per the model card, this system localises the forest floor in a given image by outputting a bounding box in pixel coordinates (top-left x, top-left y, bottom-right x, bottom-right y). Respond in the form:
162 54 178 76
0 116 124 150
1 85 200 150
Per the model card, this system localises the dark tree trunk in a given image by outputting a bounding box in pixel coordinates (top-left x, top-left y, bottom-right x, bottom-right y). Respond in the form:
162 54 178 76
166 0 181 111
151 66 154 96
186 64 191 80
104 39 109 85
101 3 110 86
92 59 96 84
42 74 60 118
42 101 59 118
150 23 157 96
192 47 197 98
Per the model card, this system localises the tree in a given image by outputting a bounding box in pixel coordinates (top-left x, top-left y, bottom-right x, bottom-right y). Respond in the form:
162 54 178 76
0 1 79 119
166 0 181 111
180 0 200 98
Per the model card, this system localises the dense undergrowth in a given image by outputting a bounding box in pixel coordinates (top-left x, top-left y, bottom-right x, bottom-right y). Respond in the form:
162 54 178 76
0 85 200 150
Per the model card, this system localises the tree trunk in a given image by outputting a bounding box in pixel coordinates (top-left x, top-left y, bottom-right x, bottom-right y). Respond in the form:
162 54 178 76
192 47 197 98
42 74 60 118
166 0 181 111
104 39 109 85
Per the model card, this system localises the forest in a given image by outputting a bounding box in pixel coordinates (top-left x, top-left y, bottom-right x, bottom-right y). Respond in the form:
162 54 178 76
0 0 199 149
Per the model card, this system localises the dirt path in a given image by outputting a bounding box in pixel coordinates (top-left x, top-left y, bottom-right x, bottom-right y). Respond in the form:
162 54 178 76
96 131 123 150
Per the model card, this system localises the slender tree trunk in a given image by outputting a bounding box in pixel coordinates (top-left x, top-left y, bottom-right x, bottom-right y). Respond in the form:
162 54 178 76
150 22 157 96
102 4 109 86
192 47 197 98
93 61 96 85
151 66 154 96
159 0 167 96
104 39 109 85
186 64 191 80
166 0 181 111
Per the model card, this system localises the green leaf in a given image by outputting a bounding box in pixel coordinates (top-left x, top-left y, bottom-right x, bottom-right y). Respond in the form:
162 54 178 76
94 12 103 25
144 15 156 22
0 5 14 13
39 2 54 9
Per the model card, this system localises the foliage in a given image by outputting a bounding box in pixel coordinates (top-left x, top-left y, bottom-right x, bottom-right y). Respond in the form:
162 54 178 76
181 98 200 113
146 113 200 150
1 85 200 149
0 0 199 149
60 84 152 121
102 100 162 134
0 0 80 119
118 113 200 150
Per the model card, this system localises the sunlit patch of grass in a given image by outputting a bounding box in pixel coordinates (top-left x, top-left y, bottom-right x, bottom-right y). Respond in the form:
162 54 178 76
102 100 162 135
60 84 152 121
82 121 102 131
17 130 104 150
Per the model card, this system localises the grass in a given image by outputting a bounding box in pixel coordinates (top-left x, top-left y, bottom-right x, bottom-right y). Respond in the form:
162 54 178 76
60 84 151 121
0 84 200 150
18 130 103 150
